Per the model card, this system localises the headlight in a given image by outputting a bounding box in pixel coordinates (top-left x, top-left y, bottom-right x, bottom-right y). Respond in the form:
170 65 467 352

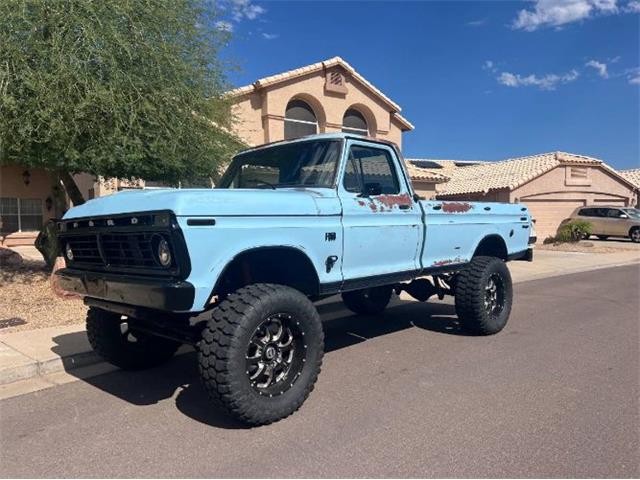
65 243 74 261
157 237 172 267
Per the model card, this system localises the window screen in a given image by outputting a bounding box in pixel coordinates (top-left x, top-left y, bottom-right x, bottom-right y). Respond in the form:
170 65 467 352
342 109 368 136
284 100 318 140
0 198 43 233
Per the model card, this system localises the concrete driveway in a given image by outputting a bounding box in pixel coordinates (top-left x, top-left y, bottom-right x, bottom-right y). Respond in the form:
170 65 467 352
1 265 638 478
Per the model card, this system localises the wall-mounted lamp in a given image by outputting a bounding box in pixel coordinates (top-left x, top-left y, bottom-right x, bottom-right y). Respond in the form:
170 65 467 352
45 196 53 211
22 170 31 186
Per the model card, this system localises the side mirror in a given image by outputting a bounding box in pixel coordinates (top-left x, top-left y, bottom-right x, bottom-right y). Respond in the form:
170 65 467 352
360 182 382 197
619 214 629 219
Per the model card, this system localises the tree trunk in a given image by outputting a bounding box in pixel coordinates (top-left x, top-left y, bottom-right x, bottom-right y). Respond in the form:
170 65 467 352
58 171 85 206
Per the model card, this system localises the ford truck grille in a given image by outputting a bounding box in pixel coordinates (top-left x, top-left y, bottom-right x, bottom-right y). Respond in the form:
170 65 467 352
58 211 190 278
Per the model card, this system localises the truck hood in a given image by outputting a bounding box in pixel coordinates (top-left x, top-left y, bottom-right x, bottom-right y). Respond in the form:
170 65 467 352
63 188 341 219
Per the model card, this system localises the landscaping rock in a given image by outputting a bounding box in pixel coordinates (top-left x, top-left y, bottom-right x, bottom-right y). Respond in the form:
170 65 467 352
50 257 82 300
0 247 23 267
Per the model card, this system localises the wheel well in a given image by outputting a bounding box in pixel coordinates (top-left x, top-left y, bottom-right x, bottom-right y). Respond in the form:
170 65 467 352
473 235 508 260
212 247 320 298
630 226 639 235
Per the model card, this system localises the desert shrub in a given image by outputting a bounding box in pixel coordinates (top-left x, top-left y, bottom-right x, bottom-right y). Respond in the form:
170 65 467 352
543 235 557 244
554 220 593 243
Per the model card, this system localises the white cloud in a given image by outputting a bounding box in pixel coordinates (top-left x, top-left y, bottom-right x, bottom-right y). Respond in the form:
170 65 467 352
512 0 625 31
624 0 640 11
482 60 495 71
586 59 609 78
215 20 233 32
467 18 488 26
262 33 279 40
229 0 266 21
498 69 580 90
625 67 640 84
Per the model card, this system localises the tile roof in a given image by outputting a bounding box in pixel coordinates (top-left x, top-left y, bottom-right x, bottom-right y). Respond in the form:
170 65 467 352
434 151 633 196
404 163 450 183
226 57 414 131
619 168 640 188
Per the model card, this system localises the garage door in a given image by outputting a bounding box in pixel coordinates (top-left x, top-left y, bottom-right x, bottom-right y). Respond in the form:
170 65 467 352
523 200 584 241
593 199 626 206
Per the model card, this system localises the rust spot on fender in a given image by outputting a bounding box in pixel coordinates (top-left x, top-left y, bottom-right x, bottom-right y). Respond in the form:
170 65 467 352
441 202 472 213
357 200 366 207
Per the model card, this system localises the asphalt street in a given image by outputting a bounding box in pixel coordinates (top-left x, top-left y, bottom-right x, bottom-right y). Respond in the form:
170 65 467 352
1 265 638 477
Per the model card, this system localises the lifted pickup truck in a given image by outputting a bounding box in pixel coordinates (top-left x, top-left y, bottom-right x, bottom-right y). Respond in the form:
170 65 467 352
56 133 533 425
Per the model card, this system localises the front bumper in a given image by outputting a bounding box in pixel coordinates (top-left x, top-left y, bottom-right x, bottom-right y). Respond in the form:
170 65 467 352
55 268 195 311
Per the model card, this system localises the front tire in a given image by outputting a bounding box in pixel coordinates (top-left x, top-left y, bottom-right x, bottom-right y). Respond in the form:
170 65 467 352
86 307 180 370
454 256 513 335
630 228 640 243
341 285 393 315
197 284 324 426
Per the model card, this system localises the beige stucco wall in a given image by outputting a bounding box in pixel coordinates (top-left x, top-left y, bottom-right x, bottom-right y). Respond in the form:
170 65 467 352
0 165 60 222
412 181 438 199
0 166 60 243
511 165 636 205
231 66 406 148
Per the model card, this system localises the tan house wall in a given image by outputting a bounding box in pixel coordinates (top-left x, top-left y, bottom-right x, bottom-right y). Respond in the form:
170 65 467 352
412 181 439 199
0 166 59 245
231 67 405 148
511 165 635 205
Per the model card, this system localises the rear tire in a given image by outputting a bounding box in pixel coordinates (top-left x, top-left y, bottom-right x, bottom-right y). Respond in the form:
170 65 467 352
86 307 180 370
597 235 609 241
454 256 513 335
342 286 393 315
629 228 640 243
197 284 324 426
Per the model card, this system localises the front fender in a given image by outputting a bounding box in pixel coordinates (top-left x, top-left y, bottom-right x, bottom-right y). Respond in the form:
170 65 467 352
177 215 343 311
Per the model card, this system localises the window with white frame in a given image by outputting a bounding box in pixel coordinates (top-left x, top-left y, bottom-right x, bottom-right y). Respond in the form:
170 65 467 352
0 198 43 233
284 99 318 140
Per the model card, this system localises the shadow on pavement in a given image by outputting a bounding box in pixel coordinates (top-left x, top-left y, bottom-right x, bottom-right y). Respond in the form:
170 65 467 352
50 298 462 428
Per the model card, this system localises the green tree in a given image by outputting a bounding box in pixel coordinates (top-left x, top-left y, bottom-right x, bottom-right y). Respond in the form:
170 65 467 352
0 0 243 205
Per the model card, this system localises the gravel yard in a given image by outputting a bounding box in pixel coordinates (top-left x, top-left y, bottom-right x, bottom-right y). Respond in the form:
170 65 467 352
0 258 87 333
538 238 640 254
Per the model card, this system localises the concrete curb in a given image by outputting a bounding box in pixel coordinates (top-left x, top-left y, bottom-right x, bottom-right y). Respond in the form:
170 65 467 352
1 256 638 399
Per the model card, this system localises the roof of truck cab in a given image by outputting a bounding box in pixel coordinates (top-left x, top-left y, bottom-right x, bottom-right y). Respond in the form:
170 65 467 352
236 133 400 154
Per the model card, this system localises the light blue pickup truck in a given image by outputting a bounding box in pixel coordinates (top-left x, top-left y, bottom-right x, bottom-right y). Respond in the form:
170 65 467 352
56 133 534 425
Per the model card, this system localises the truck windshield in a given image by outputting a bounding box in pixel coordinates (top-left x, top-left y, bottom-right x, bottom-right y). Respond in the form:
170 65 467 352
218 139 341 189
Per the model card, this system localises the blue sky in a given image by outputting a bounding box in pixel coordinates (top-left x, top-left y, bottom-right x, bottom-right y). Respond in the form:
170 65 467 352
217 0 640 169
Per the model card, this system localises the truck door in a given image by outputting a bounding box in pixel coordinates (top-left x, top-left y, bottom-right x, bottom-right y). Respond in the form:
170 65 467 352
338 140 422 283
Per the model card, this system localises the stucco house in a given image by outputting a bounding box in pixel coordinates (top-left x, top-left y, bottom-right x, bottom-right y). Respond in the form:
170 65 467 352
413 152 638 240
227 56 413 147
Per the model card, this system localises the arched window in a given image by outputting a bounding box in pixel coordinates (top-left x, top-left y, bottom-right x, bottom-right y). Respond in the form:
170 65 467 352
284 99 318 140
342 108 368 136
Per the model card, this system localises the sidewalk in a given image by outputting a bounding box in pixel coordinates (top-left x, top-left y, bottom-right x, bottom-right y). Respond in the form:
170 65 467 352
1 248 638 399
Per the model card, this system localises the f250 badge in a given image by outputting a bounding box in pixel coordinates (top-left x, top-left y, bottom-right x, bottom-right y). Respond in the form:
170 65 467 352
325 232 336 242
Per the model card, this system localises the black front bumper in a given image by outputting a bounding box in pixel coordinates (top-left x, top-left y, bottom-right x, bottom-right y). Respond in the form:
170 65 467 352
55 268 195 311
